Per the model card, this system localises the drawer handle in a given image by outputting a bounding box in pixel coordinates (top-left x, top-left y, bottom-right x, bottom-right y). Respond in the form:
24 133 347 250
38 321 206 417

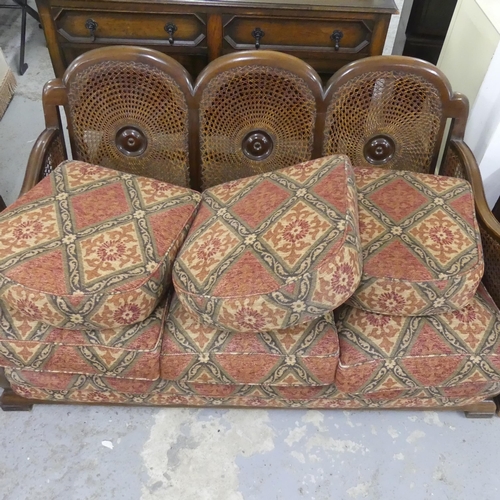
330 30 344 51
164 23 178 45
251 27 265 49
85 19 98 42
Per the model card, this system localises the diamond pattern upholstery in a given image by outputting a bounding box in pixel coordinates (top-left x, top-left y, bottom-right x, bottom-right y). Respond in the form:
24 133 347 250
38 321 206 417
0 161 201 329
173 155 362 331
161 294 339 386
0 297 169 380
336 285 500 396
5 368 497 409
349 167 484 316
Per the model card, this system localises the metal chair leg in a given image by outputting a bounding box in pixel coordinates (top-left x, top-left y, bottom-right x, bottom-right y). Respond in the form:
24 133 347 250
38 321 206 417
18 0 28 75
0 0 39 75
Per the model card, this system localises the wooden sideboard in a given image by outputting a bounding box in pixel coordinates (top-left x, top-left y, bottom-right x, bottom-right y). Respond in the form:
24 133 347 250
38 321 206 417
36 0 398 80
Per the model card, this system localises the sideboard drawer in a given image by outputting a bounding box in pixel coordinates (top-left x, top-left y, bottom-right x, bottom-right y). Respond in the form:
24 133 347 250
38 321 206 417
54 10 207 48
223 15 372 54
36 0 397 80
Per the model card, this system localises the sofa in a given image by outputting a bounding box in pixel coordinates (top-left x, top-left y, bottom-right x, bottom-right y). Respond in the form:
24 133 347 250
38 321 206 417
1 47 500 417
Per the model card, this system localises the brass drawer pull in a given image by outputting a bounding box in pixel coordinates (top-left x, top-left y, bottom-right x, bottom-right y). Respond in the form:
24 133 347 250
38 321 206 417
330 29 343 51
251 27 265 49
85 19 98 42
164 23 178 45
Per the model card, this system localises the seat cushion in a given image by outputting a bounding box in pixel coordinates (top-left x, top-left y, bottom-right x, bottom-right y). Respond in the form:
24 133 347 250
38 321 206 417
349 167 484 315
0 161 201 329
161 294 339 386
335 284 500 395
0 296 170 380
173 155 362 331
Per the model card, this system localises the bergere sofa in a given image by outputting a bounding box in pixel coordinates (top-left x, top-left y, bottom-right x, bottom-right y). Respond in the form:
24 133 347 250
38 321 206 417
1 47 500 418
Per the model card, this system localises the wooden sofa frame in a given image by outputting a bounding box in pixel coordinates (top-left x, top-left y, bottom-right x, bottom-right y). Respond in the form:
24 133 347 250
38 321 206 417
1 47 500 417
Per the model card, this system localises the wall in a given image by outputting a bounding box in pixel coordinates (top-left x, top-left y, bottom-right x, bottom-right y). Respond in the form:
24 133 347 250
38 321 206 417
438 0 500 207
383 0 409 55
438 0 500 107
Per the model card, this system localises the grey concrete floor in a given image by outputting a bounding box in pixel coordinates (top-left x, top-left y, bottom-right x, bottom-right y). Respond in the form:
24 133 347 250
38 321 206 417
2 6 500 500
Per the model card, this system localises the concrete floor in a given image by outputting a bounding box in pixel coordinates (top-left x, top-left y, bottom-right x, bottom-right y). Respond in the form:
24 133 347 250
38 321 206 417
1 6 500 500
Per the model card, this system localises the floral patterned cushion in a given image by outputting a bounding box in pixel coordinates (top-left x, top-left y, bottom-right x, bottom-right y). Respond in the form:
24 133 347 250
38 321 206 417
0 161 201 329
349 168 484 316
335 284 500 395
0 297 169 380
6 368 497 409
161 294 339 386
173 155 362 332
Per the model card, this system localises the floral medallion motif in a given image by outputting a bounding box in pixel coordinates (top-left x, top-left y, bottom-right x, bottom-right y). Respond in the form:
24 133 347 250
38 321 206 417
0 161 201 329
336 285 500 395
173 155 362 331
349 167 484 316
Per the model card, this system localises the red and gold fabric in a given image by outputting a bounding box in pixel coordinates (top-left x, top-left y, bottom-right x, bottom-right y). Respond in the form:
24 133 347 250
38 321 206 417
161 295 339 386
0 298 170 380
349 167 484 316
5 368 497 409
0 161 201 329
335 285 500 395
173 155 362 332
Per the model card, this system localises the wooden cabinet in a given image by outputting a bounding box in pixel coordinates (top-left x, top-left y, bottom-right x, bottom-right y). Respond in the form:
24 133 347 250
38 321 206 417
36 0 398 80
403 0 457 64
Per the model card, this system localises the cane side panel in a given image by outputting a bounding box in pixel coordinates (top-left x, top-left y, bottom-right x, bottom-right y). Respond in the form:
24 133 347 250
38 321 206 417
41 133 65 180
21 129 67 197
441 142 500 309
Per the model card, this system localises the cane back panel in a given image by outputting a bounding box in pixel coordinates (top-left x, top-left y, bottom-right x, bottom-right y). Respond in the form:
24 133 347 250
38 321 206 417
196 53 323 189
322 70 444 173
64 56 192 187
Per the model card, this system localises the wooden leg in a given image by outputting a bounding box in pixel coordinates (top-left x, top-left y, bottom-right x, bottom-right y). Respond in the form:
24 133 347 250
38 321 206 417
463 399 497 418
0 367 11 389
1 389 34 411
494 395 500 416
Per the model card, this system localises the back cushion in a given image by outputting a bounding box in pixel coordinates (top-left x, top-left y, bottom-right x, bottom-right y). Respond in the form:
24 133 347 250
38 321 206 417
0 161 201 329
348 167 484 315
173 155 362 331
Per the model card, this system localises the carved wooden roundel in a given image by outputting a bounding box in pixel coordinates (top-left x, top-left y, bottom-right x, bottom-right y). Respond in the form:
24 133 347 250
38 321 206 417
116 126 148 157
363 134 396 165
242 130 274 161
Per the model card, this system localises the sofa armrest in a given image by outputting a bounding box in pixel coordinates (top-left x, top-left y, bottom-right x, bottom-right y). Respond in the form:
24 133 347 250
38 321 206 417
441 139 500 307
20 127 67 195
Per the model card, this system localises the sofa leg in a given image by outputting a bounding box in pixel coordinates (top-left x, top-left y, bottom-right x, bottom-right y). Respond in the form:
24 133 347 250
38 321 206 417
463 399 497 418
0 367 10 389
0 389 33 412
494 395 500 417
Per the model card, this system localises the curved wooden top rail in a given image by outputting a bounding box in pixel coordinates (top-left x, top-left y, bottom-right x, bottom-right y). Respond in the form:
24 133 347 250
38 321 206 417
42 46 470 190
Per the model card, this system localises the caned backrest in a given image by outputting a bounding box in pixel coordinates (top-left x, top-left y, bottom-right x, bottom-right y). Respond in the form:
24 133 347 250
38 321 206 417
43 48 470 189
45 47 194 187
322 56 469 173
193 51 324 189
